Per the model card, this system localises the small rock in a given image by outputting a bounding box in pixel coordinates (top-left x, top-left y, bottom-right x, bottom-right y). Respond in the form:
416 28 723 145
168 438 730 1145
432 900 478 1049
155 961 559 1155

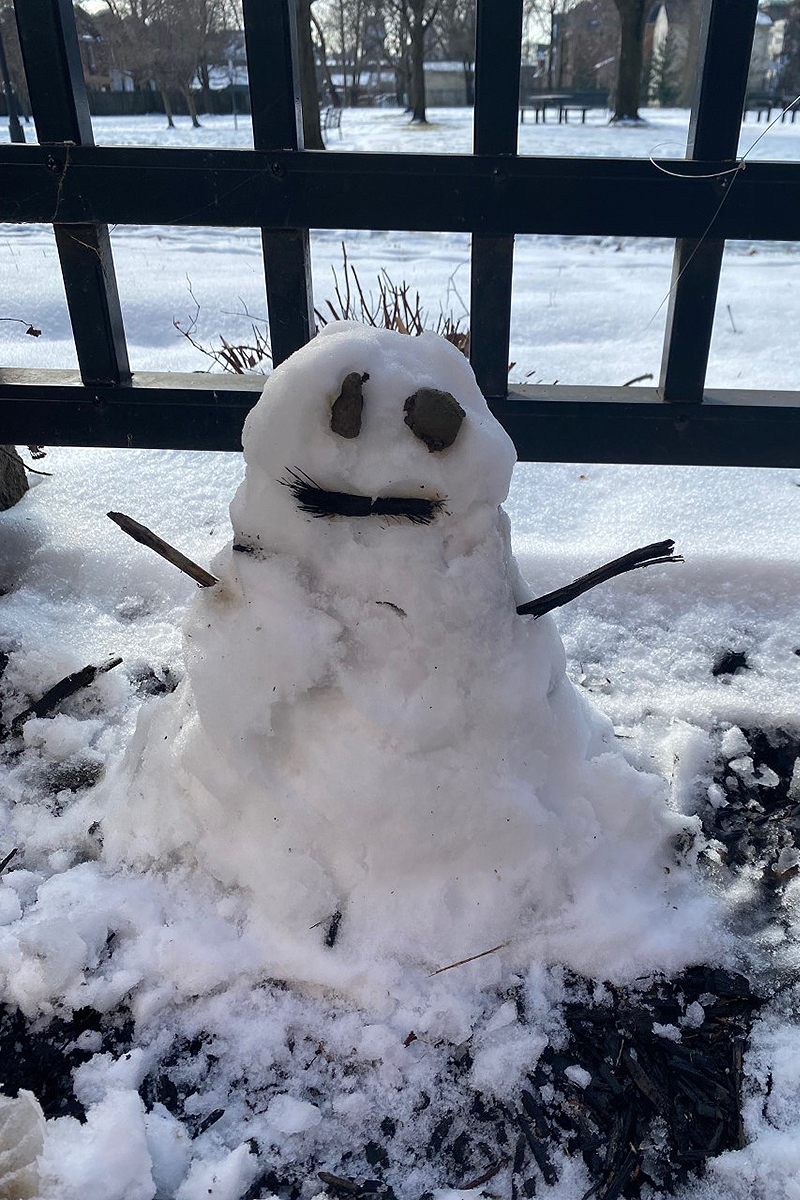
330 372 368 439
403 388 465 452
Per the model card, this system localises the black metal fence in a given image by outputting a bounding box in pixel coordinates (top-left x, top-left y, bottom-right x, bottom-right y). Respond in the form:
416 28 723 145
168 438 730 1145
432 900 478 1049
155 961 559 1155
1 0 799 466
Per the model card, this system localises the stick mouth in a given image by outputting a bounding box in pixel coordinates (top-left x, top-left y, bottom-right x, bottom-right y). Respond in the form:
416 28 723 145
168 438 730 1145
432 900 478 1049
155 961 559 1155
281 469 446 525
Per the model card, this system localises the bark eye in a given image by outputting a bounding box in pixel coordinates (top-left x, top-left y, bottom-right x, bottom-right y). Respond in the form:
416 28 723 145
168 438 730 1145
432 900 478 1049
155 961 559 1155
403 388 465 452
330 371 369 438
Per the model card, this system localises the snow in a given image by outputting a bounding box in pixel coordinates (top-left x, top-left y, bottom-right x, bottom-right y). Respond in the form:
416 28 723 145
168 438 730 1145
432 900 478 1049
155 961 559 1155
1 106 800 1197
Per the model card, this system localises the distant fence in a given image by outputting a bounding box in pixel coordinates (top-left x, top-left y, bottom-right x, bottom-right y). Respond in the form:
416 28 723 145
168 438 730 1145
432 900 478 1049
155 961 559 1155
2 0 800 467
84 86 252 118
0 87 253 119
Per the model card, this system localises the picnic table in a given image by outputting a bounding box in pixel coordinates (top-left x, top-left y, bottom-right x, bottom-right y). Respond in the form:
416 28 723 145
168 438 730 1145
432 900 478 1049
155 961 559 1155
519 91 608 124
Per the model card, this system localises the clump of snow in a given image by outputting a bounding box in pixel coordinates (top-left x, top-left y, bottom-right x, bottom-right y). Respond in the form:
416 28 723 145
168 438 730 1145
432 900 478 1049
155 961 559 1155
100 324 713 986
174 1144 258 1200
681 1000 705 1028
652 1022 682 1042
564 1064 592 1088
37 1089 154 1200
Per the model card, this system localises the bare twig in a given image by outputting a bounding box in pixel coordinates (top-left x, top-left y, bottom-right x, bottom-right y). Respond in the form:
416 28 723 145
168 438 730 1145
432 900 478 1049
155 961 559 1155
0 847 18 873
621 372 653 387
10 656 123 734
173 278 271 374
461 1160 506 1189
0 446 51 476
430 941 509 976
517 539 683 619
108 511 219 587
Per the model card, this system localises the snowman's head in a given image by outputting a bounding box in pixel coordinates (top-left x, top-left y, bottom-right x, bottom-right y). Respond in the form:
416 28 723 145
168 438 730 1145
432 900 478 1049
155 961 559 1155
230 323 516 551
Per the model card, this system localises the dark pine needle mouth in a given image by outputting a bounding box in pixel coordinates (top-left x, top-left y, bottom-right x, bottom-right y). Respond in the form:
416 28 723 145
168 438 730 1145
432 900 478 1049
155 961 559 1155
280 468 446 525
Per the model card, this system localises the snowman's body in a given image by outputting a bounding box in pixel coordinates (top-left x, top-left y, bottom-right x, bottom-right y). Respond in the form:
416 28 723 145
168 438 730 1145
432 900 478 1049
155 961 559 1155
104 325 690 976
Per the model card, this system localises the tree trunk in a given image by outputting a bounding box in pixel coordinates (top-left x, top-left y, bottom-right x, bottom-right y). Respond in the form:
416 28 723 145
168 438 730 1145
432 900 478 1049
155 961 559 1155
311 11 340 106
198 62 213 114
297 0 325 148
611 0 647 122
159 87 175 128
409 5 427 123
182 86 201 128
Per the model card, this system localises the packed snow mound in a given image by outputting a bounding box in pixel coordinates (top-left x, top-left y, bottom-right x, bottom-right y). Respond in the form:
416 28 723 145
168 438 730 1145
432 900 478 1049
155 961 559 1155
102 324 712 984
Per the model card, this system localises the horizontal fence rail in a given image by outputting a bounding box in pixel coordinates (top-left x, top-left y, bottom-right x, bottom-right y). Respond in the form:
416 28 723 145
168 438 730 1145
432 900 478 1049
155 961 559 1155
4 148 800 241
2 369 800 468
2 0 800 466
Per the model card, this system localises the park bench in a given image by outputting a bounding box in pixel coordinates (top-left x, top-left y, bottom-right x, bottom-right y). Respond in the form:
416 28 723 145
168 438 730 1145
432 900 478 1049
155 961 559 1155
321 104 343 138
743 91 797 122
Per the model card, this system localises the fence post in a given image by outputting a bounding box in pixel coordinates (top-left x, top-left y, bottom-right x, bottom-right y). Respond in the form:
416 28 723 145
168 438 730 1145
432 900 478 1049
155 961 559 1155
659 0 759 403
12 0 130 387
243 0 314 367
469 0 523 401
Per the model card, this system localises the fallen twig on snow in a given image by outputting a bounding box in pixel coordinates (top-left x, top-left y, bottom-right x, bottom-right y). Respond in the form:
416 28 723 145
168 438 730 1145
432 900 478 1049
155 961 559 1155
517 539 682 619
107 511 219 588
430 941 509 976
0 848 18 874
9 656 123 735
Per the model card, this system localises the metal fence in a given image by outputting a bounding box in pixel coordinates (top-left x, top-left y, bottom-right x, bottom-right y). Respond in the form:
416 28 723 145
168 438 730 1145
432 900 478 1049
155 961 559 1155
1 0 799 466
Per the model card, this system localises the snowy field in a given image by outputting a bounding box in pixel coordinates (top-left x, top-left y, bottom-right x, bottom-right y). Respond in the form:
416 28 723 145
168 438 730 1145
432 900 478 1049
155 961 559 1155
0 108 800 1199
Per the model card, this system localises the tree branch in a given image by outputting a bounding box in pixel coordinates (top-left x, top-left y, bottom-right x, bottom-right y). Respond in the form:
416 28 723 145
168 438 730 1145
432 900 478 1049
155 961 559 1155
516 539 683 619
108 511 219 587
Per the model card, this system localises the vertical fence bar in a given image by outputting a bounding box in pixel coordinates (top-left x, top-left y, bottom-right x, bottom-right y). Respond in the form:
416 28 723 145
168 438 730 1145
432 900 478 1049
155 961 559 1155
658 0 758 403
243 0 314 367
13 0 129 386
470 0 523 400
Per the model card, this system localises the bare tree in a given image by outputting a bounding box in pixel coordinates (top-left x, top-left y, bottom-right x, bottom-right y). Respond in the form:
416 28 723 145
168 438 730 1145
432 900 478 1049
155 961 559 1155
385 0 438 122
0 1 30 122
524 0 577 89
101 0 231 128
315 0 384 106
311 7 341 106
431 0 475 104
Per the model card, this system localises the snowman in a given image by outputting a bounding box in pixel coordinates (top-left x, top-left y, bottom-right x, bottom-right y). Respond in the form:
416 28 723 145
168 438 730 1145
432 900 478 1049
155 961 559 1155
102 324 697 981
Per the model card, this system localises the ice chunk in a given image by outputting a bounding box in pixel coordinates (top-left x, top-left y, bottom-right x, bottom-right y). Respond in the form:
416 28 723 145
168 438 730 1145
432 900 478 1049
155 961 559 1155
565 1064 592 1088
0 1090 45 1200
681 1002 705 1029
721 726 750 759
144 1105 191 1200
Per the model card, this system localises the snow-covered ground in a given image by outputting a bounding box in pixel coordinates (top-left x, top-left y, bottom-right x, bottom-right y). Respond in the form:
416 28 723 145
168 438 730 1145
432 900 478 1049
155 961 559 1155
1 108 800 1199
